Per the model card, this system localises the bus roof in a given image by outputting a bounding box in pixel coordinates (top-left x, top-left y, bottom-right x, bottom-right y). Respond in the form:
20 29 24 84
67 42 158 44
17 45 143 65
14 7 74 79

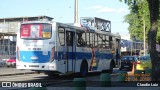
20 21 120 39
58 22 120 39
21 21 53 24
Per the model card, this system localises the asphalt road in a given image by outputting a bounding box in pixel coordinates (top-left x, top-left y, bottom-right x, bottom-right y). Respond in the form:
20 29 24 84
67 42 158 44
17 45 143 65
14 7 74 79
0 67 35 76
0 68 160 90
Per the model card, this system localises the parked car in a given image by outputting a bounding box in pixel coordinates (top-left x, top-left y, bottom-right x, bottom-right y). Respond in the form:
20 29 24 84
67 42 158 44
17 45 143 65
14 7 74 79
119 56 139 71
6 56 16 67
139 55 151 60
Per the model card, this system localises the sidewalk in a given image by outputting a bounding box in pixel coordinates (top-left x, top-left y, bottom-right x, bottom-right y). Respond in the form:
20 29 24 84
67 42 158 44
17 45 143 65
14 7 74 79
0 67 35 76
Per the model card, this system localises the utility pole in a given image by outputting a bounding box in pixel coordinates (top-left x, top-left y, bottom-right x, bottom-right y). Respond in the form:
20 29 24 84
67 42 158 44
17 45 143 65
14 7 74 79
131 40 133 56
142 0 146 56
74 0 78 24
135 42 136 55
143 17 146 56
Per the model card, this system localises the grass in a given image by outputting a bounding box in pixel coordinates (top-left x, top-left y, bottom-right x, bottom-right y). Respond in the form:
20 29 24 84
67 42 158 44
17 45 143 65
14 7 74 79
140 60 152 69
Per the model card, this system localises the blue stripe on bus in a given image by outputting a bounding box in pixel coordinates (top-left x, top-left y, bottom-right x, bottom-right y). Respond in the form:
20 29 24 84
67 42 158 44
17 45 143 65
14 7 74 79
19 51 113 63
55 51 113 60
20 51 51 63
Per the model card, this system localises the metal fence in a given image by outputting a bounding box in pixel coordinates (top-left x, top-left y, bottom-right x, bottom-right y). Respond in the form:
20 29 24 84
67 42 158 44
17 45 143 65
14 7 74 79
0 44 16 60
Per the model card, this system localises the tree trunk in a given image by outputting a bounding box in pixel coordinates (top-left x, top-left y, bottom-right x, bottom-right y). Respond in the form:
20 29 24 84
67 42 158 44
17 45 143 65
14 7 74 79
147 0 159 81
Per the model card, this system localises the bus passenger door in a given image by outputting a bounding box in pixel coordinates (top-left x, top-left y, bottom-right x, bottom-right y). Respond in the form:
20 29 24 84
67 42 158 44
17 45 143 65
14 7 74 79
65 31 75 73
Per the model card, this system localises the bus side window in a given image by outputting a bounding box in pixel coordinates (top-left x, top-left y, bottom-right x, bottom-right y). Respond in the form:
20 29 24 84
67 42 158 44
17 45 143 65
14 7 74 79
110 37 116 50
98 34 103 48
58 28 65 46
109 36 112 49
77 33 85 47
90 33 94 48
85 32 94 47
86 33 90 47
102 35 106 48
95 34 98 47
105 35 109 49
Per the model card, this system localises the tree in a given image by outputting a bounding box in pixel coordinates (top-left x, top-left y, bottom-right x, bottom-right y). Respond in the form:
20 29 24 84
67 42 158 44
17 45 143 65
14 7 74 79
123 0 160 44
120 0 159 81
123 0 150 41
147 0 159 81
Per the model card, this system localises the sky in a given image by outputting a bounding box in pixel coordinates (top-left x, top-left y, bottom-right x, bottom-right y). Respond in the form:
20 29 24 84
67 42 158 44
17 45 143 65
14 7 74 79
0 0 129 35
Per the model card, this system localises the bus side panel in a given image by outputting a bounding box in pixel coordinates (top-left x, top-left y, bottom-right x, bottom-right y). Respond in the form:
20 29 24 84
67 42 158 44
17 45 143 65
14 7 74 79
73 47 114 73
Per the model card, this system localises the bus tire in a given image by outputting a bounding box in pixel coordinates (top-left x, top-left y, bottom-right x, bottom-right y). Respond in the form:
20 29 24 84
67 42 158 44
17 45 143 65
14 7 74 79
45 72 59 78
102 70 109 73
119 67 122 71
109 62 114 74
80 61 88 77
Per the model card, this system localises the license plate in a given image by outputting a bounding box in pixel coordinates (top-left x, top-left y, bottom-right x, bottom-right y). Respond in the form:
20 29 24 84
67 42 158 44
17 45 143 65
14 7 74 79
124 66 129 67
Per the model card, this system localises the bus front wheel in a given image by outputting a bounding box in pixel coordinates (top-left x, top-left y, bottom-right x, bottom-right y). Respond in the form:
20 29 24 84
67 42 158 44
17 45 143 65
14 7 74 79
109 62 114 74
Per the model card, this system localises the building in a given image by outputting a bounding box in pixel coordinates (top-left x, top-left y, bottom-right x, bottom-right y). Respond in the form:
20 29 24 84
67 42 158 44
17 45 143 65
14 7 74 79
0 16 53 58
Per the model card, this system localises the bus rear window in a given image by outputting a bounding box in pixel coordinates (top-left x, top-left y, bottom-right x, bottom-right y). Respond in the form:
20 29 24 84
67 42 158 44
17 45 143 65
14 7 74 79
20 24 52 39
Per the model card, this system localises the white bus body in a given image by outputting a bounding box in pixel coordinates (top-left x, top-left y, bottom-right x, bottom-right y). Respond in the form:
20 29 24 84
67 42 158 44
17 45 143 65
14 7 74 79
16 21 121 76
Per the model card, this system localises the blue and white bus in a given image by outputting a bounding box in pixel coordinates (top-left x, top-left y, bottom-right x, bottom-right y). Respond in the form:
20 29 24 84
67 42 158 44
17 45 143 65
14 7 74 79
16 20 121 76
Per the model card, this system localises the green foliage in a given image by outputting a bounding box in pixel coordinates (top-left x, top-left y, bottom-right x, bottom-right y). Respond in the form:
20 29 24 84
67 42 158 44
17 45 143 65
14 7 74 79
156 20 160 44
140 60 152 69
120 0 160 43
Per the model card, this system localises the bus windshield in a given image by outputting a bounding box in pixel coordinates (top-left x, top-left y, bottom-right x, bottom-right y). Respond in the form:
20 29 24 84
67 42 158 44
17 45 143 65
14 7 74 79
20 23 52 39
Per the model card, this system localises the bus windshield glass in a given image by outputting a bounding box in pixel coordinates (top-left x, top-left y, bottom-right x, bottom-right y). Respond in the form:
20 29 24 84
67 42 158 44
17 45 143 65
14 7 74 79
20 23 52 39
